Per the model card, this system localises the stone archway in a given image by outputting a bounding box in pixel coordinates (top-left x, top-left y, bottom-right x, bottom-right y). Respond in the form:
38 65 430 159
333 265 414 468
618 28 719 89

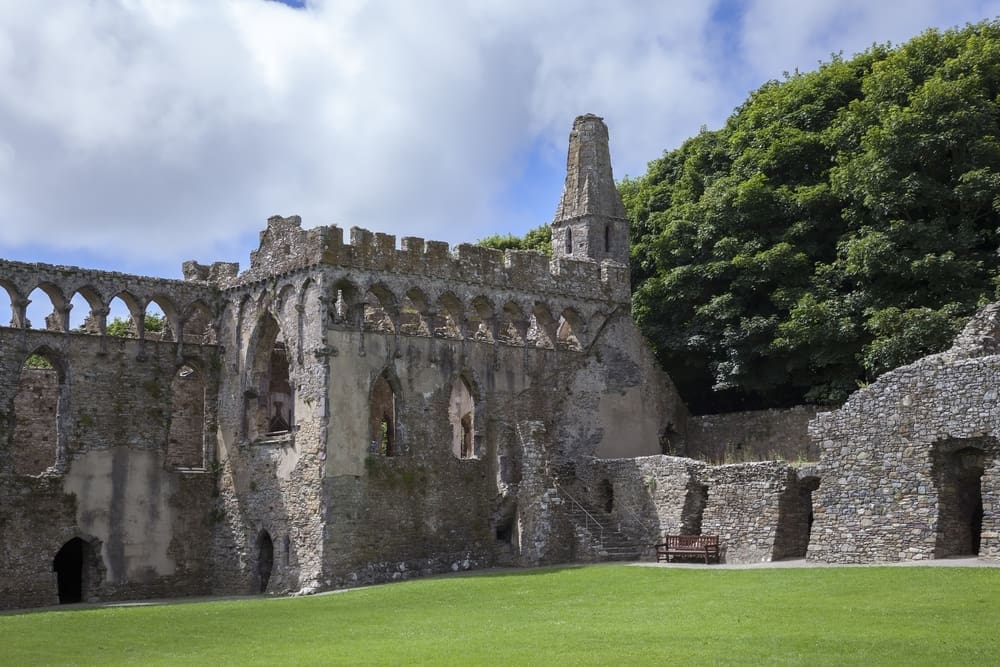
933 444 987 557
53 537 95 604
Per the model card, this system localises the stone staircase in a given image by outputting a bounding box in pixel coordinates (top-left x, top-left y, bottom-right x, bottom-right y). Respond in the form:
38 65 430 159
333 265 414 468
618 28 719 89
563 499 643 562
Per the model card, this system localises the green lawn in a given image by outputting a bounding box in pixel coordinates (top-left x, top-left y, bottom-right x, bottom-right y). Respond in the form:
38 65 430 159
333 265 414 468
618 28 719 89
3 565 998 665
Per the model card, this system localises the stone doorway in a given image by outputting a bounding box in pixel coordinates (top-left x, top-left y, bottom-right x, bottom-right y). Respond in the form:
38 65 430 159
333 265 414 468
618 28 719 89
773 476 820 559
53 538 92 604
933 443 987 557
257 531 274 593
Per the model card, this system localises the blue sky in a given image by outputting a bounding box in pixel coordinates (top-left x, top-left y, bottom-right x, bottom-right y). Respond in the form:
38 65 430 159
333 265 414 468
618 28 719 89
0 0 998 286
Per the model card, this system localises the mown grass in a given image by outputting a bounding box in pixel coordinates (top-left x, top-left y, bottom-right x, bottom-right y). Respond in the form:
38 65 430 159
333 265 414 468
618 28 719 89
3 565 998 665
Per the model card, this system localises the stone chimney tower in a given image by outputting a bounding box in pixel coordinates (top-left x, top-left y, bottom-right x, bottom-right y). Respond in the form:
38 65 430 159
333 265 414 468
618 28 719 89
551 114 629 265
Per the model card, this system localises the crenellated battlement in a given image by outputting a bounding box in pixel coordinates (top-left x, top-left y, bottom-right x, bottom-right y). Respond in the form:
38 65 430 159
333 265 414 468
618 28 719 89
217 215 630 305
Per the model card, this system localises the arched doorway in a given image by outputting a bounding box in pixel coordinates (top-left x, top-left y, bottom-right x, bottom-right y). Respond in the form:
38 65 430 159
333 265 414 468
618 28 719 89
257 531 274 593
53 538 89 604
933 443 987 557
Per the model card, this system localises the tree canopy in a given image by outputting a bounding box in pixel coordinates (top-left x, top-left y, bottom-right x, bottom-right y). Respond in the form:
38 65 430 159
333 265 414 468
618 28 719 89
478 224 552 255
622 20 1000 413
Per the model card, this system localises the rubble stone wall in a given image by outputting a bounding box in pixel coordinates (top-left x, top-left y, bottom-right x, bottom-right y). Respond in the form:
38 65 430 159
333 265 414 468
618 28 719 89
0 326 220 609
685 405 821 463
808 306 1000 563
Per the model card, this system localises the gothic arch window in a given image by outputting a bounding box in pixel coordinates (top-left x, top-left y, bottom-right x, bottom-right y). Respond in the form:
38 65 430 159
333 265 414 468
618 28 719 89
449 376 476 459
248 313 293 441
167 362 207 469
370 372 398 456
13 348 67 475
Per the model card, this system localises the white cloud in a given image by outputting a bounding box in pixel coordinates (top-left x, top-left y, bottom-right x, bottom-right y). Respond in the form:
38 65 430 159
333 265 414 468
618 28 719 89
0 0 996 273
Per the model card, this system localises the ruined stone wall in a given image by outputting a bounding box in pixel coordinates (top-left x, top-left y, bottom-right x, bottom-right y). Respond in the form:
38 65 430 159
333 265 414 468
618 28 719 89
0 327 221 609
584 456 808 563
684 405 822 463
808 306 1000 563
12 368 59 475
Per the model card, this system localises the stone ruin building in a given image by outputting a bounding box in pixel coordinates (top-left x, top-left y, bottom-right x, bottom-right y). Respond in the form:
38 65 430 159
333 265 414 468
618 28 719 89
0 114 996 609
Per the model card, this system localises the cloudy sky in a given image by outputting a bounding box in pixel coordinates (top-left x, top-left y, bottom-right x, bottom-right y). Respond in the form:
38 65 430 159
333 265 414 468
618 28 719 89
0 0 998 279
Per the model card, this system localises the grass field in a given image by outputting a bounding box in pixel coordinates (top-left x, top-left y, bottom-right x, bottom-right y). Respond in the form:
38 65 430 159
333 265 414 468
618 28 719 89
3 564 999 665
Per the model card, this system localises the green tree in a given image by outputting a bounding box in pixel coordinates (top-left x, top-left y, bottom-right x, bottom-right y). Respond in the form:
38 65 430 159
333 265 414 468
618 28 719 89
478 224 552 255
107 313 165 337
625 21 1000 412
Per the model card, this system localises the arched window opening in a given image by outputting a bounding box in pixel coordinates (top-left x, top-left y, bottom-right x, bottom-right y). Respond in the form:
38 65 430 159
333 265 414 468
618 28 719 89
182 302 215 344
556 310 583 351
0 280 17 328
167 364 206 469
497 302 527 346
53 537 97 604
257 531 274 594
604 224 611 253
25 286 63 331
449 377 476 459
527 305 556 349
363 286 396 333
107 294 141 338
565 227 573 255
399 288 430 337
249 314 293 441
144 299 172 341
467 297 495 343
330 281 362 328
434 293 463 339
369 373 397 456
67 292 96 332
13 349 64 476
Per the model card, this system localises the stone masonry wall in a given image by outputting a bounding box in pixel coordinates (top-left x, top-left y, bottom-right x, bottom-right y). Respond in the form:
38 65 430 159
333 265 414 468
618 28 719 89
0 326 221 609
685 405 822 463
808 305 1000 563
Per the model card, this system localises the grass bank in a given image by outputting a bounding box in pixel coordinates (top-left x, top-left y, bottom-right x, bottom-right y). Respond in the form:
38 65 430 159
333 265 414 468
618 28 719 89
3 564 998 665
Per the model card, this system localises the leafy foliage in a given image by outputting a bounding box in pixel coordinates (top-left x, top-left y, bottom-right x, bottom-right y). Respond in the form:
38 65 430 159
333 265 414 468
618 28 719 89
624 21 1000 412
107 313 165 337
478 224 552 255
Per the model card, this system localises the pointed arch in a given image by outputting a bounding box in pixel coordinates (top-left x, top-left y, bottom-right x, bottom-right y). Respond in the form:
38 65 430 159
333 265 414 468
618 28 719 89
13 346 68 475
330 278 363 328
369 368 401 456
363 283 398 333
556 307 585 351
0 279 21 328
246 312 293 441
527 303 556 349
467 296 495 343
399 287 431 337
106 292 142 338
167 360 207 469
145 295 179 342
434 291 464 339
497 301 528 346
449 374 478 459
182 300 216 344
68 287 103 333
25 283 66 331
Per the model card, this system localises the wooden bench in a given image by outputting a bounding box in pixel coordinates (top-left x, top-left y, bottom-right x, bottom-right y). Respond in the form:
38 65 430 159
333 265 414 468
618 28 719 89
655 535 720 564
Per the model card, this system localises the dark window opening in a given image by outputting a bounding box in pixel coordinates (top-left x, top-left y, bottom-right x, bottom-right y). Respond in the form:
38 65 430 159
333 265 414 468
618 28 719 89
604 224 611 253
265 342 292 436
370 373 397 456
461 413 473 458
248 313 294 442
496 520 514 544
598 479 614 514
565 228 573 255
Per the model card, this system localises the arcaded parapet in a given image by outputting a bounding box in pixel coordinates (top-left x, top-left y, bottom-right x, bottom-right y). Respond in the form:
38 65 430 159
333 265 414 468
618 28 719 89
808 320 1000 562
